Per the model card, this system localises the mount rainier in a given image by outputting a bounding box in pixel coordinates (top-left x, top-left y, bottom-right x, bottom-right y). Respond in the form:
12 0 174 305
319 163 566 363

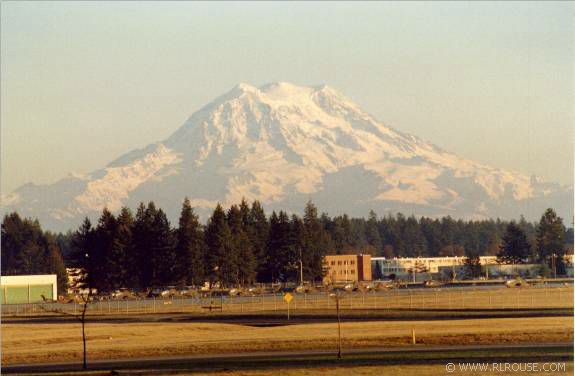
2 82 572 231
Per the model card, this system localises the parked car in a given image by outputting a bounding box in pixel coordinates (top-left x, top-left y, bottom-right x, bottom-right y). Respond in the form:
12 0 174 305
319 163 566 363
111 288 137 300
506 277 528 288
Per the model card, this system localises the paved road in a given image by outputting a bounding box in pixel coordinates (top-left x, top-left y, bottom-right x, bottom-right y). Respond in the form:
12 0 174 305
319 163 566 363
4 343 572 374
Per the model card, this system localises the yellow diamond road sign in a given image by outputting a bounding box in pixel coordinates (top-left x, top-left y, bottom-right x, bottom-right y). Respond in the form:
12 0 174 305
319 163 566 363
283 292 293 303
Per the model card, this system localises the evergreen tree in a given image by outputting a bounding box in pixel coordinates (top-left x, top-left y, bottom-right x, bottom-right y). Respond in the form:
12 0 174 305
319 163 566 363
150 208 176 286
302 201 330 282
175 198 206 286
365 210 383 255
44 233 69 294
536 208 566 262
498 222 530 264
248 201 269 282
288 214 306 283
70 218 95 289
464 253 482 279
93 208 117 292
205 204 236 286
403 215 427 257
111 207 135 288
228 204 256 285
2 212 69 293
265 211 292 281
132 202 155 288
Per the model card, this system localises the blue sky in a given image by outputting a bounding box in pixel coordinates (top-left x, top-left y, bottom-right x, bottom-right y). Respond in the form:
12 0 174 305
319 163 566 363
2 1 573 192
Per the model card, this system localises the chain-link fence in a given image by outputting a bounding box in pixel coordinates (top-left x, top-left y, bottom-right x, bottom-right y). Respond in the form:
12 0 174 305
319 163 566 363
2 285 572 317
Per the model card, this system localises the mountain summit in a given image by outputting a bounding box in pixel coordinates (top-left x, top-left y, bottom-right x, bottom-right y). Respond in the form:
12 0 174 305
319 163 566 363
3 82 572 230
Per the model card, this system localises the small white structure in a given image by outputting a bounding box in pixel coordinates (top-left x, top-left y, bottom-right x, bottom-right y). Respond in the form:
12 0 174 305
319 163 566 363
0 274 58 304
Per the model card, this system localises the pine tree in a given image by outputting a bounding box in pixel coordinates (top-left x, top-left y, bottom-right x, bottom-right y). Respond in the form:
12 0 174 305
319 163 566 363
266 211 292 282
302 201 330 282
71 218 95 289
2 212 69 294
498 222 530 264
111 207 135 288
464 253 481 279
228 204 256 285
289 214 306 283
365 210 383 255
248 201 269 282
44 233 69 294
150 208 176 286
205 204 236 287
175 198 206 286
403 215 427 257
536 208 566 262
93 208 117 292
133 202 155 288
1 213 28 274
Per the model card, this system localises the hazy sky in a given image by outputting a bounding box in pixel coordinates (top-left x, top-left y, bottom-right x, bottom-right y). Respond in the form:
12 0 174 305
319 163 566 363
2 1 573 193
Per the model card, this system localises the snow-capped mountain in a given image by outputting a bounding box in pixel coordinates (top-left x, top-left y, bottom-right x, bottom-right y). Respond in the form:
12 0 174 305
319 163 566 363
2 82 572 231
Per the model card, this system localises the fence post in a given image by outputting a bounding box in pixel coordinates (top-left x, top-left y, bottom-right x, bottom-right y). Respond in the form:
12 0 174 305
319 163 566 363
274 293 277 311
409 293 413 310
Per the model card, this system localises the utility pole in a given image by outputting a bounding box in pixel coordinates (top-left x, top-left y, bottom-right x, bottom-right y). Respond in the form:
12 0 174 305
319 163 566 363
330 290 343 360
336 291 342 360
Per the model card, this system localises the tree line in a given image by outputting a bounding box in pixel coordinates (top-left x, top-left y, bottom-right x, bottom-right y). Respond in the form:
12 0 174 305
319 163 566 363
1 213 68 293
2 199 572 293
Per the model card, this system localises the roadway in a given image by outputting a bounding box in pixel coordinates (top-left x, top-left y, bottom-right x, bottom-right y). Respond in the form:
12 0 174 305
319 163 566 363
3 343 572 374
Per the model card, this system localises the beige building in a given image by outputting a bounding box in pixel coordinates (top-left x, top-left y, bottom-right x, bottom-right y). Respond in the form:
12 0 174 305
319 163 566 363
323 254 372 284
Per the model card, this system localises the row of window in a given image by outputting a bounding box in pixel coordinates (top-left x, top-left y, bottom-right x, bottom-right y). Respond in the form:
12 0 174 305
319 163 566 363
333 269 355 275
329 260 355 266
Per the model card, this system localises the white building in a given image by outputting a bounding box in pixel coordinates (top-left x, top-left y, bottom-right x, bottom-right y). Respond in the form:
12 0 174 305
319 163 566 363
373 256 497 273
372 256 498 281
0 275 58 304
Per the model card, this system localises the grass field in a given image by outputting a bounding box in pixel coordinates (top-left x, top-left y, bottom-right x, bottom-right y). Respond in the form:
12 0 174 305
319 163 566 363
191 362 575 376
2 316 572 365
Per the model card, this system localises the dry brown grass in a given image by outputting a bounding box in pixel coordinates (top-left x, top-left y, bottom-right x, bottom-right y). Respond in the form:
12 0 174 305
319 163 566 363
189 363 575 376
2 316 572 366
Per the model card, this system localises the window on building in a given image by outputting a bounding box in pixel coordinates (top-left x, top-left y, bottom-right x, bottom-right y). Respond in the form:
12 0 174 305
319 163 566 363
351 269 355 274
331 261 335 266
338 261 342 266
